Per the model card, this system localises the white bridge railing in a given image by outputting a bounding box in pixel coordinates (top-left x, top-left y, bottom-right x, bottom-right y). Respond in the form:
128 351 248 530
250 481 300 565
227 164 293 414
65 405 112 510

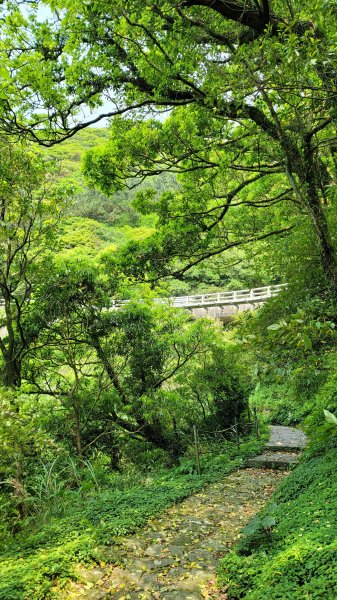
170 284 286 308
0 284 286 312
114 284 287 310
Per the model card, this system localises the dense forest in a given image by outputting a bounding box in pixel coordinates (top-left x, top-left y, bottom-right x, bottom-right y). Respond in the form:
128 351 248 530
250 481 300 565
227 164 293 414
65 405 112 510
0 0 337 598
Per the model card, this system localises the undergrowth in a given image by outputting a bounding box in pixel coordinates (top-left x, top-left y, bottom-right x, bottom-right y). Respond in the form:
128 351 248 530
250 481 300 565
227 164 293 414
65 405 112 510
218 440 337 599
0 435 263 600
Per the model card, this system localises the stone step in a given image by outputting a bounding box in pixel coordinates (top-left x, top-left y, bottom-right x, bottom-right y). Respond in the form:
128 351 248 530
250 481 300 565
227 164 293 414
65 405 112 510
246 452 300 470
266 426 307 451
264 444 303 453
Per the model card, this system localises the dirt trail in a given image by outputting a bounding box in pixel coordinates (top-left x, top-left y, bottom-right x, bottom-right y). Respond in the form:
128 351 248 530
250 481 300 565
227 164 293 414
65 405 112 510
66 468 286 600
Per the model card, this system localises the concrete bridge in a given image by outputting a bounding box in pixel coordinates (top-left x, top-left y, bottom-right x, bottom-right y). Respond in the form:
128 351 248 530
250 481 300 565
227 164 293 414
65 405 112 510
0 285 286 331
115 284 286 322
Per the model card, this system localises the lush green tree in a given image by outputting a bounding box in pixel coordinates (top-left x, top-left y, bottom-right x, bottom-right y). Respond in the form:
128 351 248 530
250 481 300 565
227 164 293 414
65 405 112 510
175 340 250 433
84 113 295 283
0 141 72 517
0 141 69 388
1 0 337 294
0 387 56 521
28 253 241 463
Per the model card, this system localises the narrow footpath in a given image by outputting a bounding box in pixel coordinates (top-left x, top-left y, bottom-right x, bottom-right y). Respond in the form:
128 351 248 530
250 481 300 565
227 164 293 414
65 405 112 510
247 425 307 469
66 426 306 600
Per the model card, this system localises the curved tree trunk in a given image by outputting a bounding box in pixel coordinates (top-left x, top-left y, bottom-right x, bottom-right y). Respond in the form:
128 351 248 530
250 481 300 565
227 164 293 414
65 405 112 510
306 192 337 297
301 139 337 299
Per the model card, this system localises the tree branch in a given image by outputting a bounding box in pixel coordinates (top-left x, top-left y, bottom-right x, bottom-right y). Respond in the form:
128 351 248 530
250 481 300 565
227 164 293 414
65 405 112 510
168 225 295 278
182 0 276 35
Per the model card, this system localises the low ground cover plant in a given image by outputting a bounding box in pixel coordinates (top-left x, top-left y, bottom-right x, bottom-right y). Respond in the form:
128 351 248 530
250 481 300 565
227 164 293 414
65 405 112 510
218 443 337 599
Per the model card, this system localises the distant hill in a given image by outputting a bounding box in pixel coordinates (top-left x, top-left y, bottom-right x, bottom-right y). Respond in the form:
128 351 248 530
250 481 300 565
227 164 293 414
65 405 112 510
48 127 177 228
48 128 110 183
48 128 267 295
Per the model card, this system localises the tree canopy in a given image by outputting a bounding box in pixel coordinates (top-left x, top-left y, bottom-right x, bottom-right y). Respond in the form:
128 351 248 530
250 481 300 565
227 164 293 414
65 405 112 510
2 5 337 599
1 0 336 293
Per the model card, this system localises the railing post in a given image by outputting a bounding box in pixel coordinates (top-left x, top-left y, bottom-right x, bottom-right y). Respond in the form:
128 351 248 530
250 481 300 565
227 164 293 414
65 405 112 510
234 417 240 449
253 407 260 439
193 425 201 476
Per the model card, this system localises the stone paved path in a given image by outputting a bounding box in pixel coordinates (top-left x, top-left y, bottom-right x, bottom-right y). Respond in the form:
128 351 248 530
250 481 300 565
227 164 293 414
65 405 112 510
65 469 286 600
64 426 306 599
266 425 307 450
247 425 307 469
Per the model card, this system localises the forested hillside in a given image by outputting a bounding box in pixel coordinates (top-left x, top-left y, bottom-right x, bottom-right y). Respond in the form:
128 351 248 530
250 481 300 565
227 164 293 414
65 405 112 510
0 0 337 598
43 128 154 266
48 128 275 295
48 128 176 228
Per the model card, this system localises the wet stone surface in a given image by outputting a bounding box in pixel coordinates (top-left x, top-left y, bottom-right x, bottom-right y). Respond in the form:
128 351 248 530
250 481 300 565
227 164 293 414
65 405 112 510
247 451 300 469
65 468 286 599
265 425 307 451
247 425 307 470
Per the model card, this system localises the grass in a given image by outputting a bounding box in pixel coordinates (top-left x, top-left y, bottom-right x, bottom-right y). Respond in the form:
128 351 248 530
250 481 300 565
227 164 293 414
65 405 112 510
0 435 264 600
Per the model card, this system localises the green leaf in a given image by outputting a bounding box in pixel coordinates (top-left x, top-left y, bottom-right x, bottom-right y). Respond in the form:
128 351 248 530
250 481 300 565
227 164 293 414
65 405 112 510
323 409 337 426
302 335 313 350
267 323 283 331
243 516 260 536
261 516 276 528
